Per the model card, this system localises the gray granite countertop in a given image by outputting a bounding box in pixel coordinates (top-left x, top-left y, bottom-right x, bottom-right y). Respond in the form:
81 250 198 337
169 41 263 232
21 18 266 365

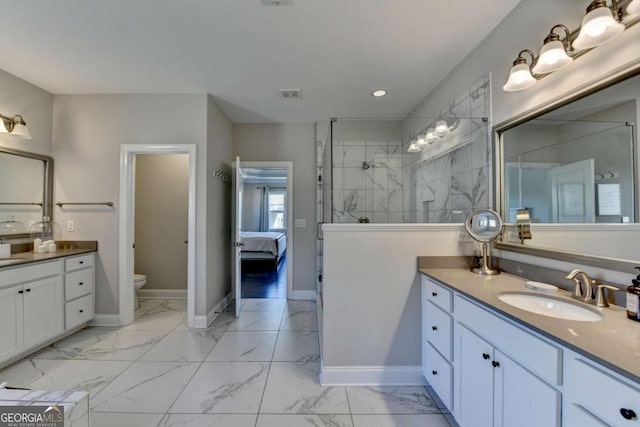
419 267 640 384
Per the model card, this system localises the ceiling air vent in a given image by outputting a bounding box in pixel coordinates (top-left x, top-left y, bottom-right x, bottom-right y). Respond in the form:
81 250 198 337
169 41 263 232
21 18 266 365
279 89 302 99
262 0 294 6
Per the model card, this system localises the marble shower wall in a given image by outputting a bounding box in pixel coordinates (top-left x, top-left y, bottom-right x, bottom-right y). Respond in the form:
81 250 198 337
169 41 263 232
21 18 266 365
403 75 492 223
332 140 405 223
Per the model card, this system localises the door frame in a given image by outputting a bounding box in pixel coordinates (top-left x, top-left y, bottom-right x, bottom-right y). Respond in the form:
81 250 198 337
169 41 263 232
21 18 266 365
235 161 294 301
118 144 197 326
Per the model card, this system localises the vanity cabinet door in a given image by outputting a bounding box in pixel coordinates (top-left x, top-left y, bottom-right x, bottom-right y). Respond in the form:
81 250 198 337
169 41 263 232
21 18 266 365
455 325 494 427
23 276 63 349
0 285 24 360
494 350 560 427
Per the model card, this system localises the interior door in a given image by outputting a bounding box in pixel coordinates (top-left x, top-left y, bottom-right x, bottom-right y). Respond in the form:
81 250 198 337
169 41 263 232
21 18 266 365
231 156 243 317
550 159 595 222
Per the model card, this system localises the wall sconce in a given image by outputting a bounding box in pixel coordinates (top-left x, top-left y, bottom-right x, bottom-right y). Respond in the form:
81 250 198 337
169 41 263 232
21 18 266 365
503 50 537 92
503 0 637 92
532 25 573 74
0 114 31 139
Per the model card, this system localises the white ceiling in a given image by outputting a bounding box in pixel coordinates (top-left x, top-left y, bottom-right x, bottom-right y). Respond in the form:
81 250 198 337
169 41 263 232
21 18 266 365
0 0 520 123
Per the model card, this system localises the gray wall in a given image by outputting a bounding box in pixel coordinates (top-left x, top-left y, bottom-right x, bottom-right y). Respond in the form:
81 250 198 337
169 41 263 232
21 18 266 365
205 95 233 312
134 154 189 290
53 94 233 318
0 69 53 157
233 123 316 292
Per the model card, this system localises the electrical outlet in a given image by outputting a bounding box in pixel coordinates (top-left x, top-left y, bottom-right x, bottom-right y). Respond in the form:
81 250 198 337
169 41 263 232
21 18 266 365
506 230 520 243
66 220 75 232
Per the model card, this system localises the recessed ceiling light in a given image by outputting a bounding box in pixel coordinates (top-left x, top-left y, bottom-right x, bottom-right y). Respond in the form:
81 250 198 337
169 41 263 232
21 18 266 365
371 89 387 97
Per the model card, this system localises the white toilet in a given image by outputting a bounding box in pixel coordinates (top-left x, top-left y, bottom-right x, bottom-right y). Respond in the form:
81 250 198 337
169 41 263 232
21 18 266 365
133 274 147 309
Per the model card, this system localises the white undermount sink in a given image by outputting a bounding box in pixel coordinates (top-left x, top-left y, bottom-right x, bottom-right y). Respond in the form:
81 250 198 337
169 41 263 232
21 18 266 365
498 292 603 322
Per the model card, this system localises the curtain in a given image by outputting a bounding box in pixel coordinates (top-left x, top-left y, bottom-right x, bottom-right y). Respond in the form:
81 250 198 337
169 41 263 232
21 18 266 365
259 186 269 232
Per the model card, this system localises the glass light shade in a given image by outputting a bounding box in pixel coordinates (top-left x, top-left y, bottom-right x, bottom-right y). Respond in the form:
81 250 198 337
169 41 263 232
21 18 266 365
425 128 437 143
573 6 624 49
407 143 422 153
416 133 427 147
532 40 573 74
628 0 640 15
0 121 7 133
10 123 31 139
503 62 537 92
434 120 450 137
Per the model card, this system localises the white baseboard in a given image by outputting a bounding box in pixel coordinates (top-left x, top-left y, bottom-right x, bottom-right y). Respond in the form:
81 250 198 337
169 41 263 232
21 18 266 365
290 290 317 301
89 314 121 327
319 365 427 386
138 289 187 299
193 291 233 328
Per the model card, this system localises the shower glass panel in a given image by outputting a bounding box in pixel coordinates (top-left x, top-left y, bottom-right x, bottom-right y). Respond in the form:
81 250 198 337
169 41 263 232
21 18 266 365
330 120 405 223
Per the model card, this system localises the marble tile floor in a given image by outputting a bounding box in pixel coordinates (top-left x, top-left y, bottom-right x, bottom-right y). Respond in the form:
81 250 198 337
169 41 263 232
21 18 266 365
0 298 457 427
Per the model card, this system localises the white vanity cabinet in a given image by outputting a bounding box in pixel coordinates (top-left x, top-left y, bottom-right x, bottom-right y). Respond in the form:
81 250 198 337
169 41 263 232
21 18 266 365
421 275 562 427
64 253 94 329
455 324 561 427
421 277 454 410
0 260 64 361
0 252 95 367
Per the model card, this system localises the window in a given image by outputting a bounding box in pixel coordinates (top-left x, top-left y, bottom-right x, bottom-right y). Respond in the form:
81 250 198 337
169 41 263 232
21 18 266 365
268 189 286 231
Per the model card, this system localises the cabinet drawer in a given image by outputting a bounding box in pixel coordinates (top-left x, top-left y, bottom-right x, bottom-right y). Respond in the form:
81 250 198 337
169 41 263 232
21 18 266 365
64 254 93 272
423 277 452 312
424 301 452 360
568 357 640 426
0 260 62 287
565 404 608 427
65 294 93 330
423 341 452 411
455 295 561 386
65 269 93 301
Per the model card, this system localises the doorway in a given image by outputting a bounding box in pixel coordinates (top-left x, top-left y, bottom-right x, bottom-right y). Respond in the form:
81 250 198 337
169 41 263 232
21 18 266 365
232 160 293 317
119 144 197 327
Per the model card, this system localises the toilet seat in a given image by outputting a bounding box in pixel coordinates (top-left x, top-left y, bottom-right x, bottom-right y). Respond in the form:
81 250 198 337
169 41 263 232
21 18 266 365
134 274 146 283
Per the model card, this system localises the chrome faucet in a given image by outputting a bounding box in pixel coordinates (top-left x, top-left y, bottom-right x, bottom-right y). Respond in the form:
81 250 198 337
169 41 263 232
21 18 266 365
565 269 597 303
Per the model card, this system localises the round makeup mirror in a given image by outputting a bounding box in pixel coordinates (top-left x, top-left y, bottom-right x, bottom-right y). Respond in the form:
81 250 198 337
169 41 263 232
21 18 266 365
465 209 503 275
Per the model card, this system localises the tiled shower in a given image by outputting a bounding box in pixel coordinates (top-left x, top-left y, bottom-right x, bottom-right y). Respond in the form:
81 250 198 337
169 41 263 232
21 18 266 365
317 74 492 225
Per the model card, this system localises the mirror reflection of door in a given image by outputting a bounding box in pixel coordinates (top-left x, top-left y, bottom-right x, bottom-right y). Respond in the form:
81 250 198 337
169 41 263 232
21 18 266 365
550 159 595 223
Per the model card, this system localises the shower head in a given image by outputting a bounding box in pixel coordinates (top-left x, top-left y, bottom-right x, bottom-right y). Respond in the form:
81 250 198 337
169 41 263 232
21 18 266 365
362 161 370 170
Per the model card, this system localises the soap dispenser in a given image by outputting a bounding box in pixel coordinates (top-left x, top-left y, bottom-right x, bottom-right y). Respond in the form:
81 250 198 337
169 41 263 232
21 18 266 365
626 267 640 321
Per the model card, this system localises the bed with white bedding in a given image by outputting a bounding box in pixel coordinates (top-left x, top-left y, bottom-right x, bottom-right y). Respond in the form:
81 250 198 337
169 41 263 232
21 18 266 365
240 231 286 266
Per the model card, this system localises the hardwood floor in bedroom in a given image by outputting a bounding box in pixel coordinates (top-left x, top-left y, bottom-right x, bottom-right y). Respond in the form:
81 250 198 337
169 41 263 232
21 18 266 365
241 256 287 299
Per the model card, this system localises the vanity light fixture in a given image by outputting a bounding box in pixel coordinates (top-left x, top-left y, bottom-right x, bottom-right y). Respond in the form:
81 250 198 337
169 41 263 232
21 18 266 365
0 114 31 139
416 132 428 147
502 50 537 92
407 143 422 153
425 127 437 144
503 0 639 93
371 89 387 97
573 0 625 49
627 0 640 15
532 25 573 74
434 120 451 137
